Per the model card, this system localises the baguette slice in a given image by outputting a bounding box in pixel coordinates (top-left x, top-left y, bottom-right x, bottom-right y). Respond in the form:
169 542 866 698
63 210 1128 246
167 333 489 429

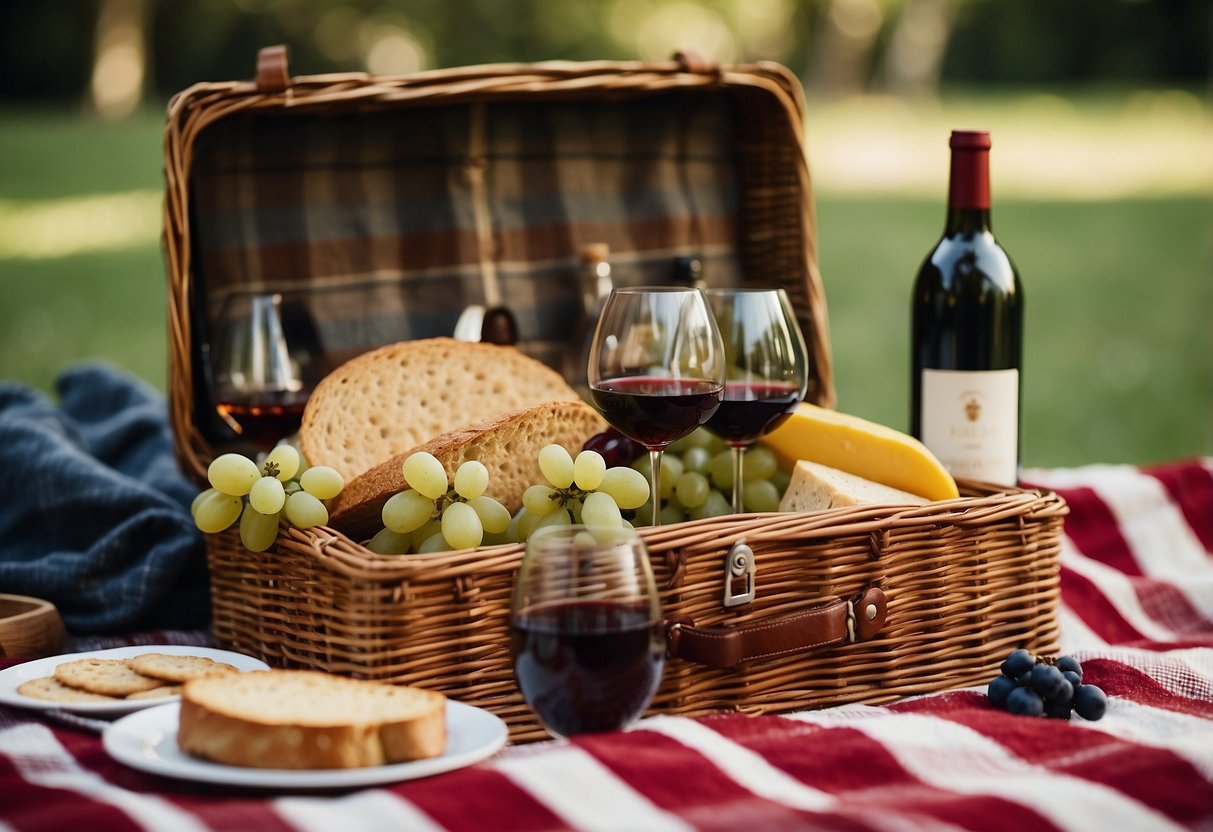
330 400 606 539
778 459 931 513
177 670 446 769
300 338 581 480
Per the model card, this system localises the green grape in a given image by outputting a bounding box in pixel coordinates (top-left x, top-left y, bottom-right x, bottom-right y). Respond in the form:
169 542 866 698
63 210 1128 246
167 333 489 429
285 491 328 529
467 495 511 534
743 445 779 482
658 455 684 500
538 444 575 488
598 467 650 510
249 476 286 515
533 507 573 534
410 518 442 551
418 532 449 553
522 484 558 517
207 453 261 497
239 505 280 552
668 426 714 454
284 480 302 495
301 466 344 500
660 503 687 525
265 444 301 481
191 487 218 519
631 454 652 479
194 490 243 534
682 446 711 474
675 471 710 509
382 489 435 534
441 501 483 550
706 451 734 490
510 508 539 542
453 460 489 500
367 527 411 555
573 450 606 491
582 491 623 528
743 479 782 513
689 489 732 521
633 499 654 527
771 469 791 495
568 497 584 524
704 431 728 454
403 452 448 500
481 528 515 546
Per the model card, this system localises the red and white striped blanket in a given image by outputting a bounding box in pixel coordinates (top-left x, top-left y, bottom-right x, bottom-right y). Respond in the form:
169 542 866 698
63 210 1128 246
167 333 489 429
3 459 1211 831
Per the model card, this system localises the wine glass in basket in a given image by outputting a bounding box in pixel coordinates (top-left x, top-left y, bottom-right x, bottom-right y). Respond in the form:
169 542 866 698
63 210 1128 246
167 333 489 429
212 292 315 452
703 288 809 513
509 525 665 737
587 287 725 526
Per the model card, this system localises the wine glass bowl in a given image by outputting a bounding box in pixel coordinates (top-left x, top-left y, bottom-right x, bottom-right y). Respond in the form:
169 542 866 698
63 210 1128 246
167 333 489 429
587 287 725 525
703 288 809 513
509 525 665 738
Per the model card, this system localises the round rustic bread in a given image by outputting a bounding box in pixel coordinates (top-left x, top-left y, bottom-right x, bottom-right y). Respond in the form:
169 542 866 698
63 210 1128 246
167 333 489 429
177 670 446 769
299 338 581 481
328 400 606 540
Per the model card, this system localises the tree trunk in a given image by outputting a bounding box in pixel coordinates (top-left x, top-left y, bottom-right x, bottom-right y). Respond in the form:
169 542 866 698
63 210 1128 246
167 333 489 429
879 0 955 98
90 0 149 120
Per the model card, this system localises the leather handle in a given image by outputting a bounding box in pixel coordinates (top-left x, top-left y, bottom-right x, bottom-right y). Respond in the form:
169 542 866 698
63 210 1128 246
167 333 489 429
256 45 290 93
665 587 887 669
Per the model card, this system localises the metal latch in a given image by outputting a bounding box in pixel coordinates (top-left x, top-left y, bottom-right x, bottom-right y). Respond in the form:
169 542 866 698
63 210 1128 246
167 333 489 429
723 540 755 607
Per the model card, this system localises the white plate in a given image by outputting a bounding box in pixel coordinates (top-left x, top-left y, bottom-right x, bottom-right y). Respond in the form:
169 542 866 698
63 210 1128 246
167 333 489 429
0 645 270 717
103 700 508 789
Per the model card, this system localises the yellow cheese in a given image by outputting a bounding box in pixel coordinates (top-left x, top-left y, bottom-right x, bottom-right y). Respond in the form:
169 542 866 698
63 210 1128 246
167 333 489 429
763 403 960 501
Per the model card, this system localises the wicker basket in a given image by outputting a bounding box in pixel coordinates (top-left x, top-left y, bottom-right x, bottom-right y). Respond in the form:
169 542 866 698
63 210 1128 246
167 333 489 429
165 49 1065 742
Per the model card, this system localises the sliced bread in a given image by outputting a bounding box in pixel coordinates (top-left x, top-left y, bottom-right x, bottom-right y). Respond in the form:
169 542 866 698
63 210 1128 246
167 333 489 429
299 338 581 480
177 670 446 769
329 400 606 539
778 459 931 513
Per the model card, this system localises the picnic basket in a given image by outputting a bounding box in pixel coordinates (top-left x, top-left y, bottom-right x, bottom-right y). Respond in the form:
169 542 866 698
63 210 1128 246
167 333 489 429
164 48 1066 742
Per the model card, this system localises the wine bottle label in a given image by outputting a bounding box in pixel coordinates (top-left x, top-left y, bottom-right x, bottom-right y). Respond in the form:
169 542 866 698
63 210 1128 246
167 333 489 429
919 369 1019 486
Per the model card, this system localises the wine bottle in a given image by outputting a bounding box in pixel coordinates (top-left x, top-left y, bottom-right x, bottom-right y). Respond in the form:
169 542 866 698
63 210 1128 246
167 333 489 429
568 243 613 396
910 130 1023 486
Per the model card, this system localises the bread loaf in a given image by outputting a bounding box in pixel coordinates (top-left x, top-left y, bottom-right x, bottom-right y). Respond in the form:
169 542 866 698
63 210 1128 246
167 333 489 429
778 459 931 513
330 400 606 539
177 670 446 769
300 338 581 480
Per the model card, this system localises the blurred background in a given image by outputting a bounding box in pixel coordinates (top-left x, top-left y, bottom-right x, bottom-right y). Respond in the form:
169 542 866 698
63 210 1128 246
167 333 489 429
0 0 1209 468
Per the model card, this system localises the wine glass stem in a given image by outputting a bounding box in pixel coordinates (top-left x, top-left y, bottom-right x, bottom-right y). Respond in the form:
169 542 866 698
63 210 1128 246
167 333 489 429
731 445 746 514
649 449 662 526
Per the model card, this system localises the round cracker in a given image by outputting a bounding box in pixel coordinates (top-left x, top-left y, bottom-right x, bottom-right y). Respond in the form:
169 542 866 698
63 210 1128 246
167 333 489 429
53 658 163 696
128 653 238 683
126 684 183 701
17 676 120 703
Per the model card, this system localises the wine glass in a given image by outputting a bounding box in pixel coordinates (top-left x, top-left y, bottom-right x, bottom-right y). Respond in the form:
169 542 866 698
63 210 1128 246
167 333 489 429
509 525 664 737
703 288 809 513
212 292 316 451
587 287 725 526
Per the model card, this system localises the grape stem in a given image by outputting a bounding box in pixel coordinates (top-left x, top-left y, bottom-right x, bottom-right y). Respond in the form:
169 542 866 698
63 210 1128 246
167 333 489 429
262 461 280 478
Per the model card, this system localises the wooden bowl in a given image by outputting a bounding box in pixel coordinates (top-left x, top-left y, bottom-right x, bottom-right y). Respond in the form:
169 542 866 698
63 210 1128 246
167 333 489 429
0 595 66 658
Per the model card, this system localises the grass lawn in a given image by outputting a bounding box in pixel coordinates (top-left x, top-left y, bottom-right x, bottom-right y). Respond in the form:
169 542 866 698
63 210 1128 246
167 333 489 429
1 101 1210 469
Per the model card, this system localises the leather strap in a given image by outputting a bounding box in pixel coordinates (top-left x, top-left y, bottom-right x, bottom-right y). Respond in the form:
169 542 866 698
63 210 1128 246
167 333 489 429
665 587 887 669
256 45 290 93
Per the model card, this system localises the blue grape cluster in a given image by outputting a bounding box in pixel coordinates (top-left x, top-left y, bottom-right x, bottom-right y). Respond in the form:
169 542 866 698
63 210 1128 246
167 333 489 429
987 649 1108 721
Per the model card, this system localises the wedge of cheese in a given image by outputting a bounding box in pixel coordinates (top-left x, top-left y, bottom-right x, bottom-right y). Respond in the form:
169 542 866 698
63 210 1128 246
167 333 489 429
779 460 930 513
764 403 960 501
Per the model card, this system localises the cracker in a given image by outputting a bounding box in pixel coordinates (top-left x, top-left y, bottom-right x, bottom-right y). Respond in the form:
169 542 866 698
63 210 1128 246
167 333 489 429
53 658 163 696
17 676 120 703
128 653 238 683
126 684 183 701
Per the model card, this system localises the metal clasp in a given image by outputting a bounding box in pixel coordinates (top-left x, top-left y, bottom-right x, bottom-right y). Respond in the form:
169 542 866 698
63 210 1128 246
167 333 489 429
723 540 756 608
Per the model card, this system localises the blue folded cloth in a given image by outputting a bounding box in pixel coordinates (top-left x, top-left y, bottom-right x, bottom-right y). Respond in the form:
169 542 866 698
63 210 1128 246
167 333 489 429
0 363 209 633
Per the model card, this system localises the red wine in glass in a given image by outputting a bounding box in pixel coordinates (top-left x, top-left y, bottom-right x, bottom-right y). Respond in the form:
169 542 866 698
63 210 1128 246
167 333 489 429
705 381 802 446
215 389 309 451
510 599 665 737
590 376 722 449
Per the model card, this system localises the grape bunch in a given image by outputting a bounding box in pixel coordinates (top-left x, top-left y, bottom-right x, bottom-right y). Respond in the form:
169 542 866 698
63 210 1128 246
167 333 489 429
511 444 649 542
586 427 791 526
370 452 514 554
987 649 1108 721
192 445 345 552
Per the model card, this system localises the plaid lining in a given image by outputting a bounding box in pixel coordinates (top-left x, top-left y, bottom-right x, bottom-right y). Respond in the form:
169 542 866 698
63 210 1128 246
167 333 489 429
189 91 742 373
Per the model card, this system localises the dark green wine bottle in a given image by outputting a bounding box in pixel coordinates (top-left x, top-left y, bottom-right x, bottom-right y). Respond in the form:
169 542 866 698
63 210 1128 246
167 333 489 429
910 130 1023 486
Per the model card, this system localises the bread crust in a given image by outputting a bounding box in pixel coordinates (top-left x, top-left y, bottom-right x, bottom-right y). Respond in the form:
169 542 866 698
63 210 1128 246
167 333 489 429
329 400 606 539
300 338 581 480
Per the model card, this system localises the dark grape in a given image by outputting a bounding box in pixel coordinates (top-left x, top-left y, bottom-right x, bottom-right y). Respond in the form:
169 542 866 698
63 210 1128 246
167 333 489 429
1055 655 1082 679
1007 687 1044 717
1043 699 1073 720
1048 678 1074 704
1030 663 1067 701
1061 669 1082 690
988 675 1017 708
583 429 645 468
1001 648 1035 679
1073 684 1108 721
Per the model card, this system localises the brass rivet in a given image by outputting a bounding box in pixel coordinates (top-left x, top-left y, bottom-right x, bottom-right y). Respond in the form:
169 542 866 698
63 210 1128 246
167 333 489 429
865 604 877 621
